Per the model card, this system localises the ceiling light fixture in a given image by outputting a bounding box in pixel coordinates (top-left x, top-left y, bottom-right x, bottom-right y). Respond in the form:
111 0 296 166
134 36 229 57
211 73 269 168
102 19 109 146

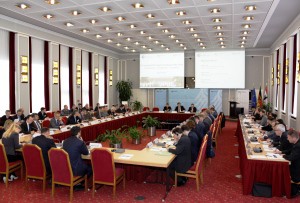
134 41 140 45
241 45 245 48
165 47 170 51
142 45 147 49
105 26 112 31
148 48 152 51
192 33 198 37
241 36 247 40
16 3 30 9
243 24 251 29
175 39 180 43
99 6 111 12
154 40 160 44
196 38 201 42
162 29 169 33
45 0 59 5
95 34 102 38
65 22 74 27
126 37 131 41
202 46 206 49
124 46 129 50
129 24 137 29
210 8 220 13
161 44 165 47
117 33 123 37
71 10 81 16
146 13 155 18
140 30 146 35
179 43 184 47
244 16 254 21
132 49 136 52
241 41 246 44
156 22 163 27
116 43 122 46
219 41 224 45
176 10 186 16
216 32 224 36
188 27 196 32
218 37 224 41
89 19 98 24
81 29 89 33
242 31 249 35
169 35 176 38
147 36 153 40
43 14 54 19
213 18 222 23
214 26 223 30
221 45 226 48
199 42 204 46
132 3 144 8
107 39 113 43
116 16 125 21
183 47 187 50
168 0 180 5
245 5 256 11
182 20 191 24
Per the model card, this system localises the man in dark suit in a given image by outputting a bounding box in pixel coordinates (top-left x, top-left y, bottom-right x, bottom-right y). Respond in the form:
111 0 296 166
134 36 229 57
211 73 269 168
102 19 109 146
283 129 300 197
168 127 191 186
50 111 64 128
182 125 199 165
62 126 92 178
12 109 25 122
31 113 42 132
272 124 293 154
116 104 126 114
67 111 82 125
163 103 172 112
0 110 13 126
32 127 56 175
174 102 185 113
194 115 207 145
20 115 34 134
38 107 47 120
188 103 197 113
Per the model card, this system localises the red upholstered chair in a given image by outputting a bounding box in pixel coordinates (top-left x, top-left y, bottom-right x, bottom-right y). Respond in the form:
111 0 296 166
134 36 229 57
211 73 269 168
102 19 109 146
48 148 87 202
152 107 159 112
142 107 150 112
22 144 49 192
42 120 50 128
0 144 23 188
46 112 53 118
175 135 208 191
91 148 125 197
61 116 68 125
201 108 207 112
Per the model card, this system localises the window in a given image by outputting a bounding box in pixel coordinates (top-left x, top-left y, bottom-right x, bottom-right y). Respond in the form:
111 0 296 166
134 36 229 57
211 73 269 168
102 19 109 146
291 33 299 117
82 51 89 106
60 45 70 109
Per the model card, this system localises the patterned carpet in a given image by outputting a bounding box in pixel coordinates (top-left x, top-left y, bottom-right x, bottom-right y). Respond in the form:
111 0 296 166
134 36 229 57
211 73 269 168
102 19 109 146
1 121 299 203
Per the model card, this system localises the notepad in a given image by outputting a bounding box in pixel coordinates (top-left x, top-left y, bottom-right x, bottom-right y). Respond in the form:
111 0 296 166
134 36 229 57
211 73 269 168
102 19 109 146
155 151 171 156
250 155 266 159
119 154 133 160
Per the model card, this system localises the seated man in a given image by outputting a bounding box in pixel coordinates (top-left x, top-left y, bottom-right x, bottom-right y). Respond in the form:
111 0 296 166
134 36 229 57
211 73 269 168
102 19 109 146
273 124 293 154
259 109 268 127
63 126 92 178
163 103 172 112
12 109 25 122
167 127 191 186
181 124 199 165
94 103 100 111
283 129 300 197
67 111 82 125
20 115 34 134
31 113 42 132
0 110 13 126
61 105 71 116
174 102 185 113
50 111 64 129
38 107 48 120
209 105 218 118
81 109 93 121
188 103 197 113
107 106 117 116
32 127 56 175
116 104 126 114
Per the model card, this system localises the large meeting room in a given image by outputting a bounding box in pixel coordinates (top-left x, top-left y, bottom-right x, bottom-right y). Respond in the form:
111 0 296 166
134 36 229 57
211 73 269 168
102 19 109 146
1 0 300 202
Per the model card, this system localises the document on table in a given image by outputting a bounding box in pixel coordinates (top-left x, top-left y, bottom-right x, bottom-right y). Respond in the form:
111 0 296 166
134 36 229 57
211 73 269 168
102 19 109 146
119 154 134 160
265 153 285 160
150 147 167 152
250 155 266 159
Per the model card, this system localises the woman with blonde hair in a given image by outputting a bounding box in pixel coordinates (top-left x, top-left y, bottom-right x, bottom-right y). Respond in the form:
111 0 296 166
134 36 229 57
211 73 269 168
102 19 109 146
1 123 22 182
0 119 13 139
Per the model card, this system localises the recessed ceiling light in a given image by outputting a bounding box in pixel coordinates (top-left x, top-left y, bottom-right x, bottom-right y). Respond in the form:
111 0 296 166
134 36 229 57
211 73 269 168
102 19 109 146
45 0 59 5
245 5 256 11
183 47 187 50
219 41 224 45
182 20 191 24
243 24 251 29
148 48 152 52
188 27 196 32
124 46 129 50
218 37 224 41
129 24 137 29
142 45 147 49
134 41 140 45
241 45 245 48
199 42 204 46
65 22 74 27
216 32 224 36
176 10 186 16
146 13 155 18
214 26 223 30
43 14 54 19
175 39 180 43
147 36 153 40
202 46 206 49
179 43 184 47
192 33 198 37
196 38 201 42
116 16 125 21
140 30 146 35
241 36 247 40
165 47 170 51
132 3 144 8
126 37 131 41
241 41 246 44
107 39 113 43
242 31 249 35
132 49 136 52
210 8 220 13
117 33 123 37
105 26 112 31
154 40 160 44
161 44 165 48
244 16 254 21
99 6 111 12
162 29 169 33
156 22 163 27
95 34 102 38
221 45 226 48
116 43 122 46
16 3 30 9
81 29 89 33
71 10 81 16
89 19 98 24
169 35 176 38
168 0 180 5
213 18 222 23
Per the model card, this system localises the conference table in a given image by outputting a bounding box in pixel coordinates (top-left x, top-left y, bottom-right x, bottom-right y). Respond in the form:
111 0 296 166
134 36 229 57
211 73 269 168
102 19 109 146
236 116 291 198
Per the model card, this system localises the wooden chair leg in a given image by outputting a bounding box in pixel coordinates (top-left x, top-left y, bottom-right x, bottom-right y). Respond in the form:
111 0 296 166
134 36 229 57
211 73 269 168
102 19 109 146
174 172 178 187
51 182 55 197
200 172 203 184
70 185 74 202
92 182 95 198
43 178 46 193
5 173 8 188
196 175 200 192
113 185 116 198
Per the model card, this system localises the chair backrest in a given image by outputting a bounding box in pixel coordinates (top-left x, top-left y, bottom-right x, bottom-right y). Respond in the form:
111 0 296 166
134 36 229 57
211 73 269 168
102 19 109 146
195 135 208 173
201 108 207 113
0 144 8 173
48 148 72 184
23 144 46 178
46 112 53 118
61 116 68 125
42 120 50 128
152 107 159 112
142 107 150 112
91 148 115 183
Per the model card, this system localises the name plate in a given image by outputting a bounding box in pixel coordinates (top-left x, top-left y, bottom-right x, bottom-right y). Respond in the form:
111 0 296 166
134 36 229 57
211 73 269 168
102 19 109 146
60 127 69 132
146 142 153 148
153 138 159 144
90 120 99 125
90 143 102 149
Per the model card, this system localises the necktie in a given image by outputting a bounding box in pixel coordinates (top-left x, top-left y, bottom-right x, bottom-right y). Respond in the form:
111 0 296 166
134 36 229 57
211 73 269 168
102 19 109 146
56 119 59 126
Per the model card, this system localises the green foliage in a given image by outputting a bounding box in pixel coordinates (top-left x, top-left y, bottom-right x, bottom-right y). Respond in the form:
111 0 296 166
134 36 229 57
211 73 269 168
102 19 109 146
131 100 143 111
263 102 272 113
116 80 133 103
96 128 125 144
127 126 142 140
142 115 160 128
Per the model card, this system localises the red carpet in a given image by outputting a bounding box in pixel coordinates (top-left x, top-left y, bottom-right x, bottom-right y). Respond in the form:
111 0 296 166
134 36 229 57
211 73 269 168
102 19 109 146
1 121 299 202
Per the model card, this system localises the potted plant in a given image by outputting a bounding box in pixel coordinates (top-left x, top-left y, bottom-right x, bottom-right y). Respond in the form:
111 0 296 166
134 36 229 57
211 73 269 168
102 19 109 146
116 80 132 104
96 128 125 148
142 115 161 137
126 126 142 145
263 102 272 113
131 100 143 112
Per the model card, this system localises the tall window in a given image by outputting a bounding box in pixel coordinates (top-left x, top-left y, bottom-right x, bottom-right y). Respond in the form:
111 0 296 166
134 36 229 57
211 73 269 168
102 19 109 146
31 38 45 113
291 33 299 117
0 29 10 114
60 45 70 109
82 51 89 106
98 55 105 105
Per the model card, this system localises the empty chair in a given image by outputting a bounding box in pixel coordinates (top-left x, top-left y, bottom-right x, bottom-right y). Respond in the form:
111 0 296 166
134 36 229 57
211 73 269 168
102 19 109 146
42 120 50 128
91 148 125 197
152 107 159 112
48 148 87 202
142 107 150 112
0 144 23 188
22 144 49 192
46 112 54 118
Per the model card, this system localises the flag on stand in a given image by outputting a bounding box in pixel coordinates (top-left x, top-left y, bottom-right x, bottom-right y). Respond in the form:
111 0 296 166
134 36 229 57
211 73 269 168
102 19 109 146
257 86 263 108
251 88 257 108
264 85 268 104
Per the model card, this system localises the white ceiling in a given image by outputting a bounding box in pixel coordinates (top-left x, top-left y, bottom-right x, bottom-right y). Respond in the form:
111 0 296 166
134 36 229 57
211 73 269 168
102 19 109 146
0 0 298 53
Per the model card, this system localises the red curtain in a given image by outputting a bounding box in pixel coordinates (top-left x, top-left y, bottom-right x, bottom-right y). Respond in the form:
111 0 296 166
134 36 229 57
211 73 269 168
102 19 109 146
88 52 93 107
69 47 73 108
104 56 108 104
9 32 16 113
29 37 32 113
276 49 279 108
58 45 61 110
292 34 297 114
44 41 50 110
282 43 286 110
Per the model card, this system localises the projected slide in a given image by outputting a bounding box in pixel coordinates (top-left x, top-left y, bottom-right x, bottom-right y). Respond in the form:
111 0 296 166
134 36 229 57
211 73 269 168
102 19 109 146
140 52 184 88
195 50 245 88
